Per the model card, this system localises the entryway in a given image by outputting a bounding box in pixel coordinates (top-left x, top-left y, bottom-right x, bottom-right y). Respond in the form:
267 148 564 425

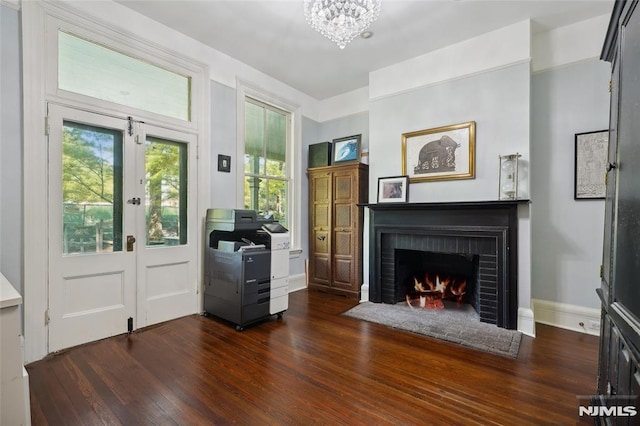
47 104 199 352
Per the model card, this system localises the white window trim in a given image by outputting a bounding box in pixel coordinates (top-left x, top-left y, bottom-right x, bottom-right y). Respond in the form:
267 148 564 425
236 79 302 255
21 0 210 362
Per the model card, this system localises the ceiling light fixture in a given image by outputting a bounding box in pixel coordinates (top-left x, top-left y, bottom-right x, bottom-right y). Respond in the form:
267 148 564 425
303 0 382 49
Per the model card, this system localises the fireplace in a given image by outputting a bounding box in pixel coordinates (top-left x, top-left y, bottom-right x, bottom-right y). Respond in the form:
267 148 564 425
396 249 478 310
369 201 527 329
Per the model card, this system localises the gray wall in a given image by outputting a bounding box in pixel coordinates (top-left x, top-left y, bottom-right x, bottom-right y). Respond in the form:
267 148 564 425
209 80 321 276
317 112 369 153
367 62 533 310
1 4 23 294
531 58 610 309
369 62 530 203
299 115 319 276
210 80 237 208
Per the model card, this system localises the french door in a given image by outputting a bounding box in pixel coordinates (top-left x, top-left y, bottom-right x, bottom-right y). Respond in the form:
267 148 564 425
47 104 198 352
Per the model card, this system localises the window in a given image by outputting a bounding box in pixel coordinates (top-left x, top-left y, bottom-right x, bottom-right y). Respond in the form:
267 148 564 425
61 120 123 254
243 98 290 230
58 31 191 121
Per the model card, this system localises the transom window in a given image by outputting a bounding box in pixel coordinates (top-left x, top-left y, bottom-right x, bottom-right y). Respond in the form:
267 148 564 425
58 31 191 122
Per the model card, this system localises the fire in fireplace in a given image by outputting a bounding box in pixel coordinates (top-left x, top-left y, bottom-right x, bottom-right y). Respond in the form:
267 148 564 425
395 249 478 311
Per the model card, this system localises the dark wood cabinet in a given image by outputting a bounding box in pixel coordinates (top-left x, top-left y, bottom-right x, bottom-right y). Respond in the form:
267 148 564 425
596 1 640 421
308 163 368 299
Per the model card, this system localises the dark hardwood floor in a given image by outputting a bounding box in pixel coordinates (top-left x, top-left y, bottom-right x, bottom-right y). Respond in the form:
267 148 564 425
27 290 599 425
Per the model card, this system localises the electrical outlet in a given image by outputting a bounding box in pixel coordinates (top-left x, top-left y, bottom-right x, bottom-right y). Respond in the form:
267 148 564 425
588 320 600 330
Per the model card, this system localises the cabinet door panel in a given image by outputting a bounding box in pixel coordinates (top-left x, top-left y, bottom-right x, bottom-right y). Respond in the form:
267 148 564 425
332 258 353 288
602 56 618 296
334 231 352 257
315 204 330 228
334 173 354 201
611 325 621 396
312 255 331 284
334 204 353 229
313 174 331 202
598 313 611 395
313 230 330 255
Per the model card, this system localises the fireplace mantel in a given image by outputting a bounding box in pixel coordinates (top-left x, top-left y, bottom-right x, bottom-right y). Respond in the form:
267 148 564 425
364 199 530 211
367 199 529 329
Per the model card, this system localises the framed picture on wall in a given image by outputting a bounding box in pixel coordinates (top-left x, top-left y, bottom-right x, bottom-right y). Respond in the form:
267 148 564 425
377 175 409 203
332 134 361 164
574 130 608 200
402 121 476 182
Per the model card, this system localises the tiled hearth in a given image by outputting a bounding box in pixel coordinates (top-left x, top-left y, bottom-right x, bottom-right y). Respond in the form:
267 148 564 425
368 201 527 329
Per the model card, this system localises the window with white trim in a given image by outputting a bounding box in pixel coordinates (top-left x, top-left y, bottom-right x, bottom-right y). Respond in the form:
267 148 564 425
243 97 291 230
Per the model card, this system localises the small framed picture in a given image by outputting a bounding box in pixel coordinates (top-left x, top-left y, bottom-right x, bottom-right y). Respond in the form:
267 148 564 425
377 175 409 203
332 134 361 164
218 154 231 173
574 130 608 200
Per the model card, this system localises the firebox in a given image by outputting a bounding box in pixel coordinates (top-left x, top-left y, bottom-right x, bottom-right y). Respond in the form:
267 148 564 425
395 249 478 311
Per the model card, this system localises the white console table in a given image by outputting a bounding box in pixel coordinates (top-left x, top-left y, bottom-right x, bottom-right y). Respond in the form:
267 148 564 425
1 273 31 425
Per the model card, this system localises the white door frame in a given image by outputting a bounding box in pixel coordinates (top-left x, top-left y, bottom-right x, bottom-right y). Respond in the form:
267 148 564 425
21 1 210 362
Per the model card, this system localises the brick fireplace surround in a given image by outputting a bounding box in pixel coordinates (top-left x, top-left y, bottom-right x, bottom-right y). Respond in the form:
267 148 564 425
368 201 528 329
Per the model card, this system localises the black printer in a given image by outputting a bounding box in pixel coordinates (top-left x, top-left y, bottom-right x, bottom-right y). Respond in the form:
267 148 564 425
204 208 289 330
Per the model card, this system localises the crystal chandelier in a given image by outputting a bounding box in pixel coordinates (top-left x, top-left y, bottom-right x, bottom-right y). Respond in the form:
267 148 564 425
303 0 382 49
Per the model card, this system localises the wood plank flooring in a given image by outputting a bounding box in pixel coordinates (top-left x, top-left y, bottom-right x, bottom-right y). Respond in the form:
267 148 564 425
27 290 599 425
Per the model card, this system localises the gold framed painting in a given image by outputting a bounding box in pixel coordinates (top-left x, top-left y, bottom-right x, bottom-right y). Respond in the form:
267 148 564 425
402 121 476 182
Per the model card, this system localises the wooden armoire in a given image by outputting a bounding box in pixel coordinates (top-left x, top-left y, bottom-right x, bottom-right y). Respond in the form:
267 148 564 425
596 0 640 419
307 163 368 299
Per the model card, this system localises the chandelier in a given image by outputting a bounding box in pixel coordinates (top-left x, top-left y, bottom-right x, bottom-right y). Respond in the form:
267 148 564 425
303 0 382 49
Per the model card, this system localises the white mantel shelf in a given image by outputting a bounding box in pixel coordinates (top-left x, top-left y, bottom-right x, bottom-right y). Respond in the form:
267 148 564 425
1 272 23 308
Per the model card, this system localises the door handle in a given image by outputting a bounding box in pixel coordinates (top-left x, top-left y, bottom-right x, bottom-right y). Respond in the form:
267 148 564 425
126 235 136 252
127 197 141 205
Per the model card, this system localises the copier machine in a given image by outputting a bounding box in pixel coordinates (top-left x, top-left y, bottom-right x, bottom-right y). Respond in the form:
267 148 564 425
204 208 289 330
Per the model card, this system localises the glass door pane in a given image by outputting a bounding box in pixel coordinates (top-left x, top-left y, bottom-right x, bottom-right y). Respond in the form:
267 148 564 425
145 137 187 246
62 121 123 254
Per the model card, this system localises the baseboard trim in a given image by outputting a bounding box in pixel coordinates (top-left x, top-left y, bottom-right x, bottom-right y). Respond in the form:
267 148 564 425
532 298 600 336
288 273 307 293
518 307 536 337
360 283 369 303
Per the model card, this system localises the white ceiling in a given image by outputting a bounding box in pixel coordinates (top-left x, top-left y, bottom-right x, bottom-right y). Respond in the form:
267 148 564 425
116 0 614 100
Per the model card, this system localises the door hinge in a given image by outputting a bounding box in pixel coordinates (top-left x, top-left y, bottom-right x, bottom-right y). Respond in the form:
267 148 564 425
600 264 604 278
609 80 613 93
44 116 50 136
44 309 50 325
